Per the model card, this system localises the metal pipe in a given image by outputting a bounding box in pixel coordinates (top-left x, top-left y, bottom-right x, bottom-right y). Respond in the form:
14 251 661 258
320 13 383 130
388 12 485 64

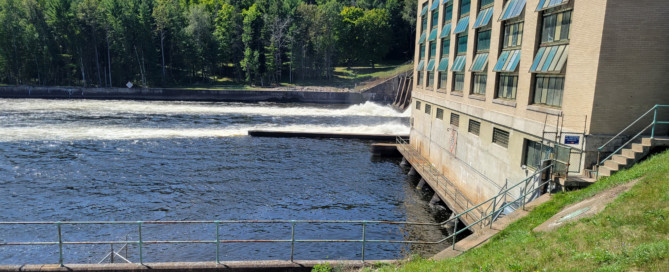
138 221 143 265
652 105 658 139
215 221 220 264
57 222 63 267
361 222 367 262
290 221 295 263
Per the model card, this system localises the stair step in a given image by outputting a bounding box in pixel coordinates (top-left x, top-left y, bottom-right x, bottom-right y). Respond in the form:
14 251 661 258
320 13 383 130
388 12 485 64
622 149 642 159
631 143 650 152
641 137 654 146
612 154 634 164
598 166 616 177
604 160 623 171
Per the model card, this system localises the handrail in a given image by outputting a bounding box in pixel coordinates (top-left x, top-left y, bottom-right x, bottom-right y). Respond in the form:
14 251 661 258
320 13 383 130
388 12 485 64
597 105 669 169
1 145 554 266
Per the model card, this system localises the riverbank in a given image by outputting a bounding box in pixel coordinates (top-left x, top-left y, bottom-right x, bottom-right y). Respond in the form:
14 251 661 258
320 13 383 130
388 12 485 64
369 149 669 271
0 86 368 104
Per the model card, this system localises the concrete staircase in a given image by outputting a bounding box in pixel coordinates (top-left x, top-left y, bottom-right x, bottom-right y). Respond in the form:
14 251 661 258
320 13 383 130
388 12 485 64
597 137 669 177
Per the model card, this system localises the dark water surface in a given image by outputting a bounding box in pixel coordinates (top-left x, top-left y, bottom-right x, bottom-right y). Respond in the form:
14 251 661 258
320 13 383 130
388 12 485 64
0 99 448 264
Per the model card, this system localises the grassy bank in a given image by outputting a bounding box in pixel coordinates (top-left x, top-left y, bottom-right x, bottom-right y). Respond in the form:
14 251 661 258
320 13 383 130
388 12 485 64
370 149 669 271
173 63 411 91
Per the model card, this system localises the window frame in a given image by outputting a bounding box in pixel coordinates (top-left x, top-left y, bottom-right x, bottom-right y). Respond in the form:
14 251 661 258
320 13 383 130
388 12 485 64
492 127 510 148
468 119 481 136
450 113 460 127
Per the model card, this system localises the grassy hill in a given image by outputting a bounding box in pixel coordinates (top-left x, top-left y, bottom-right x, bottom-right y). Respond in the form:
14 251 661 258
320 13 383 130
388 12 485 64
369 149 669 272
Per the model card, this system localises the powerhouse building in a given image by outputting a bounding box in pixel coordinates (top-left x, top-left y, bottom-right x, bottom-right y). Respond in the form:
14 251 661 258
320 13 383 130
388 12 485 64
411 0 669 203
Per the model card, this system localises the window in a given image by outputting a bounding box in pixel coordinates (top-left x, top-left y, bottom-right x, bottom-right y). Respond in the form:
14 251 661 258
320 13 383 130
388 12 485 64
523 140 542 169
417 72 423 86
534 75 564 107
436 108 444 119
523 139 554 169
492 128 509 148
450 113 460 127
531 8 571 108
473 73 486 95
476 30 491 51
456 34 468 54
430 41 437 58
437 58 449 90
460 0 471 16
439 72 448 90
443 3 453 23
416 100 422 110
432 9 439 29
454 73 465 91
541 10 571 44
497 74 517 99
442 38 451 56
480 0 494 7
425 103 432 114
502 21 523 49
427 71 434 87
468 119 481 135
422 14 428 33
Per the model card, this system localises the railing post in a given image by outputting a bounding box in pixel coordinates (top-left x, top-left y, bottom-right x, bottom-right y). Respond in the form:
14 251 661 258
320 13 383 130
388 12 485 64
452 218 458 250
110 244 114 263
57 222 63 267
215 221 220 264
290 221 296 263
361 221 367 262
490 196 497 228
651 105 658 139
137 221 143 265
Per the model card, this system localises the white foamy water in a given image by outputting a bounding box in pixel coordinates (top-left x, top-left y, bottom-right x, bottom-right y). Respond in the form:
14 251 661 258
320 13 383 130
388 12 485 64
0 99 409 118
0 99 410 141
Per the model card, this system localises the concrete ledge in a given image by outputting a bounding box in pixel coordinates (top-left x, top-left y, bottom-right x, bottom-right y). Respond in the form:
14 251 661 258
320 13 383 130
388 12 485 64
0 260 395 272
248 130 407 142
0 86 364 104
370 143 402 157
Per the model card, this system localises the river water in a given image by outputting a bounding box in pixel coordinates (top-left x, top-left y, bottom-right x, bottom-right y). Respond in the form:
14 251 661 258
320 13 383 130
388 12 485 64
0 99 448 264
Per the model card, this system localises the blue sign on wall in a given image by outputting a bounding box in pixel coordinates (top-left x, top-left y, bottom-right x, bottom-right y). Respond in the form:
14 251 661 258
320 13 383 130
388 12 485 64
564 135 580 145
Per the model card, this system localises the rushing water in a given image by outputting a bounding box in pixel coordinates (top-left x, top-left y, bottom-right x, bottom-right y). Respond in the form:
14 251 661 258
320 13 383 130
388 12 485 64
0 99 448 264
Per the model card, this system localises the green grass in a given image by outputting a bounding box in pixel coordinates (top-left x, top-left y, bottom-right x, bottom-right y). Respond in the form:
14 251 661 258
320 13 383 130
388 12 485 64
282 62 412 90
369 149 669 272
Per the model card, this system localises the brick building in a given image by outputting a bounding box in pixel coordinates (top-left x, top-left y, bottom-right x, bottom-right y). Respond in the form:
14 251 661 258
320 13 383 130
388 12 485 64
410 0 669 203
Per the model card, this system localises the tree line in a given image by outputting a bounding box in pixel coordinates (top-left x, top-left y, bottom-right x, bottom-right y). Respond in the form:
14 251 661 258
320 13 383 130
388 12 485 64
0 0 417 88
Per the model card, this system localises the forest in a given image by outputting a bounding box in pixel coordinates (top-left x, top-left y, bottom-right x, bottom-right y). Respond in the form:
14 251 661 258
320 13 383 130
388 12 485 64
0 0 417 88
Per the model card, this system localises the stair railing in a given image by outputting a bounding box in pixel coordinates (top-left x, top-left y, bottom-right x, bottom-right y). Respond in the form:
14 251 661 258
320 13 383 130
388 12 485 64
597 105 669 177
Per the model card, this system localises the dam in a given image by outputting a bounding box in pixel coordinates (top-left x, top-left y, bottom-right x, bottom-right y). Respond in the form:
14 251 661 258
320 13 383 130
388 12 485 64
0 99 449 264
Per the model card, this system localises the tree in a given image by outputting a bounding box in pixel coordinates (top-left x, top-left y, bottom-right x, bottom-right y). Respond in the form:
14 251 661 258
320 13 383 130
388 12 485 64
214 2 243 81
357 8 391 68
337 6 363 68
240 3 263 84
185 4 215 81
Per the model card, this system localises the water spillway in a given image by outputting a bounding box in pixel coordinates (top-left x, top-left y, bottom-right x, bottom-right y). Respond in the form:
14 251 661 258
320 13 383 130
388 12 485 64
0 99 448 264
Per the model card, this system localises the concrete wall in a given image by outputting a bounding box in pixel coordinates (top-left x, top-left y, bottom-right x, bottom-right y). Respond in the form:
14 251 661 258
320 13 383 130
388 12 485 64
590 0 669 135
361 76 401 104
0 86 365 104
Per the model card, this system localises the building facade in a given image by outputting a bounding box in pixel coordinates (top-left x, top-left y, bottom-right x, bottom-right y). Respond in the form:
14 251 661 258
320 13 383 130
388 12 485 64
411 0 669 204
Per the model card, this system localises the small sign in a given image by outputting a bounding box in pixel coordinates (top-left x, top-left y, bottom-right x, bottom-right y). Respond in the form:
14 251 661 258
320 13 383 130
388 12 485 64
126 82 133 88
564 135 580 145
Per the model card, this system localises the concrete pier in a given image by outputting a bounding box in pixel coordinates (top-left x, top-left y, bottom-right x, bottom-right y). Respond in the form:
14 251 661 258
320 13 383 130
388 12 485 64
248 130 407 142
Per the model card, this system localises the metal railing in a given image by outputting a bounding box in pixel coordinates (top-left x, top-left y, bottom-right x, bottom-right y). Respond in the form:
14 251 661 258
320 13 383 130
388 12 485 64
0 151 554 267
597 105 669 172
